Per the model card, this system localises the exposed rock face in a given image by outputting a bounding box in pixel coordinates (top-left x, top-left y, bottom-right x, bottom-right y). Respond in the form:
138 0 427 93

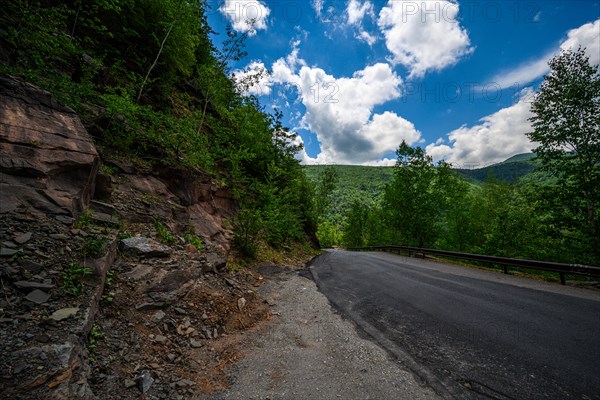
0 75 99 216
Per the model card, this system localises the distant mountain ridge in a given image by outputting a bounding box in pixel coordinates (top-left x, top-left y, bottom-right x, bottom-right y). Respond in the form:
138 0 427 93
304 153 540 221
453 153 538 183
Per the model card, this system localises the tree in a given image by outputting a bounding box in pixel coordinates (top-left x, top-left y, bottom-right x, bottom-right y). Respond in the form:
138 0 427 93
528 47 600 236
383 141 463 248
314 166 339 219
342 200 369 248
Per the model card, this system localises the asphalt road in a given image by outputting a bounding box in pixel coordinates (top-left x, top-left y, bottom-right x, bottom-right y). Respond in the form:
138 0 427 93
310 250 600 400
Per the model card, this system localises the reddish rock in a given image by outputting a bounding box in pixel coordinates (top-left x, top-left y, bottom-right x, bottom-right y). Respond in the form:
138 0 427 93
0 75 99 216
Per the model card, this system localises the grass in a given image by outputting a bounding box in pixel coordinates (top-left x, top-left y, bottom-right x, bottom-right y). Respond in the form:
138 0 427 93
87 324 104 360
100 163 117 175
81 235 106 258
183 227 204 251
154 219 175 245
73 210 93 229
61 263 93 296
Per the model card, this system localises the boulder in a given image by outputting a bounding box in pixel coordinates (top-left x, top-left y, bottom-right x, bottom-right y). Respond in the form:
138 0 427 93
120 237 171 258
0 75 99 216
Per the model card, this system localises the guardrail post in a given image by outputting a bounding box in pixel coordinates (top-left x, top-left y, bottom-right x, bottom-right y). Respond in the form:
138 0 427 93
560 272 566 285
503 265 508 274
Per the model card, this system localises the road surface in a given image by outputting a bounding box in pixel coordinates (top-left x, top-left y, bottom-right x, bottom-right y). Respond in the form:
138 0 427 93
310 250 600 400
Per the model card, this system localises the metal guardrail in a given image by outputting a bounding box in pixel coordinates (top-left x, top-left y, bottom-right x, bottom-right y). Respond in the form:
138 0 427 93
346 245 600 285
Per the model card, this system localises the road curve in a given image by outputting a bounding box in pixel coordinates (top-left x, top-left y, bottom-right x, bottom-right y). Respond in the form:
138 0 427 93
310 249 600 400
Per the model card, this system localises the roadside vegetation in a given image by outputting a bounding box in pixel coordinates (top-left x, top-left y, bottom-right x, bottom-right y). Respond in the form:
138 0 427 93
0 0 329 257
309 48 599 266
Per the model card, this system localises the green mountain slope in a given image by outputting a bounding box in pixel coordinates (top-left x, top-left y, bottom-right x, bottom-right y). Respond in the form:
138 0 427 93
305 153 541 225
454 153 539 183
304 165 394 224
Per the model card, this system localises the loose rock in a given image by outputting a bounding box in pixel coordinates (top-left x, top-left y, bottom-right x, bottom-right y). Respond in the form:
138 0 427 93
49 307 79 321
14 232 32 244
25 289 50 304
137 370 154 394
120 237 171 258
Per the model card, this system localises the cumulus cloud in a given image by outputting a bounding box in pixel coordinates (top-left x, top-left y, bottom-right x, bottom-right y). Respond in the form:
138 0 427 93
377 0 473 78
346 0 377 45
491 19 600 89
425 89 536 167
261 45 421 164
219 0 270 35
560 19 600 65
297 65 421 164
347 0 374 25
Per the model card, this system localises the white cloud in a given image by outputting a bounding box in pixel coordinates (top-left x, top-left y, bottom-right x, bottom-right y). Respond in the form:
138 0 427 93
426 89 536 167
267 47 421 165
560 19 600 65
377 0 473 78
490 19 600 89
312 0 325 18
296 64 421 164
356 30 377 46
219 0 270 35
346 0 377 46
347 0 374 25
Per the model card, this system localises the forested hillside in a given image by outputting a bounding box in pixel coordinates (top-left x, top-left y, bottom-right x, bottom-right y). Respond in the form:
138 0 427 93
454 153 540 183
305 153 540 245
0 0 319 256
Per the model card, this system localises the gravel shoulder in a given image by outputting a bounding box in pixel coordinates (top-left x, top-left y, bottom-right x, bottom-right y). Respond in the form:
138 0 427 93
206 269 439 400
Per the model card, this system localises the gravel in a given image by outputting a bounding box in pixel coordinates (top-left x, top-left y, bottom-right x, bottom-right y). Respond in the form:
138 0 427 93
208 271 439 400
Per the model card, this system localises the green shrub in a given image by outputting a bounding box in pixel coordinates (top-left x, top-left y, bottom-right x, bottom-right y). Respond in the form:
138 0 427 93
61 263 92 296
154 220 175 245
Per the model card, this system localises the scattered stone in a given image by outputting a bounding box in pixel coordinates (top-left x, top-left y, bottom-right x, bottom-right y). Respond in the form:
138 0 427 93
206 252 227 271
265 297 276 306
25 289 50 304
70 228 88 237
0 248 18 257
201 313 208 320
124 264 153 281
13 361 31 374
3 241 17 248
167 354 176 362
152 310 166 323
137 370 154 394
91 212 119 227
174 308 187 315
225 278 238 288
18 260 44 273
190 339 203 348
237 297 247 311
13 281 55 290
34 333 50 343
90 200 116 215
35 250 50 258
176 379 194 388
120 237 171 258
49 307 79 321
49 233 69 240
124 379 137 389
154 335 168 344
55 216 74 224
135 302 165 311
14 232 32 244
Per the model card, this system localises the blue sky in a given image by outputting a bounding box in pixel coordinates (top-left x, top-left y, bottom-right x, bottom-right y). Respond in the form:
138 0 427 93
206 1 599 167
